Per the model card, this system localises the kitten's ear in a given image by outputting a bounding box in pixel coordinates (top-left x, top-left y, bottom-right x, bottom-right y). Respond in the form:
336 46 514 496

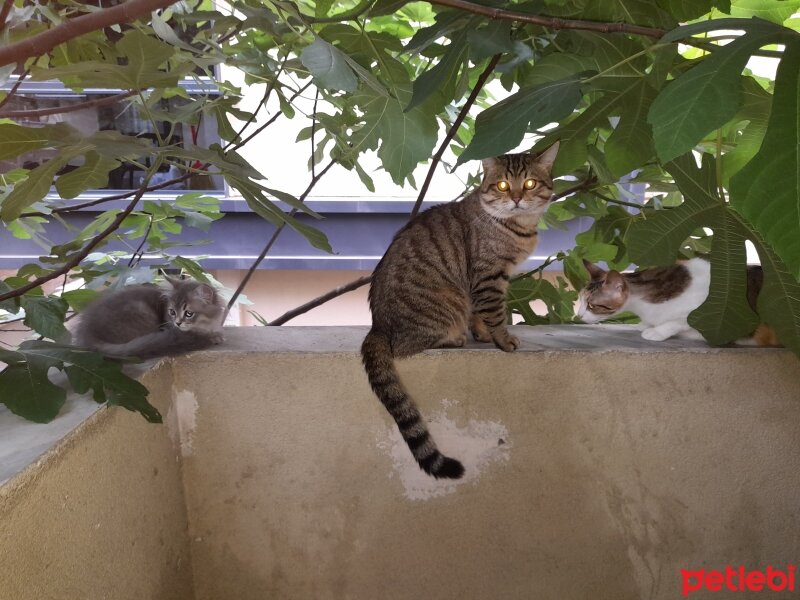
193 284 216 303
536 141 560 173
605 270 626 291
162 271 183 287
583 259 606 281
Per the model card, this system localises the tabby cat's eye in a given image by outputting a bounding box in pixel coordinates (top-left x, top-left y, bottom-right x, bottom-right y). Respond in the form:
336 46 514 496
523 178 537 190
496 180 510 192
185 311 194 318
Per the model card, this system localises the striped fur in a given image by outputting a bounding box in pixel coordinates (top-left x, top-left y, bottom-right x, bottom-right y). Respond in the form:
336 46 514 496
362 144 559 479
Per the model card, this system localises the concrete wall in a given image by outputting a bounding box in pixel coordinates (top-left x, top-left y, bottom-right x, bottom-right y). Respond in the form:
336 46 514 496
0 364 194 600
1 326 799 600
178 327 800 600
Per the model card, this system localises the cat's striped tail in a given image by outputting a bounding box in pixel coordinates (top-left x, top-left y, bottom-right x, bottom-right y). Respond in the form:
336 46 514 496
361 330 464 479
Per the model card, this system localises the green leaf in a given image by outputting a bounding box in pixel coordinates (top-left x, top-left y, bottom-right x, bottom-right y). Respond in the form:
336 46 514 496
171 256 212 283
720 76 772 186
626 153 722 265
116 29 177 89
15 340 162 422
729 0 800 24
55 151 120 199
459 74 585 163
0 123 52 160
301 37 358 92
688 213 758 344
605 79 657 178
348 88 439 185
61 289 99 312
467 20 513 60
730 41 800 279
0 357 66 423
406 30 467 112
648 28 782 162
743 219 800 356
0 279 18 313
659 16 790 43
226 175 333 253
657 0 717 21
1 152 78 221
22 296 69 340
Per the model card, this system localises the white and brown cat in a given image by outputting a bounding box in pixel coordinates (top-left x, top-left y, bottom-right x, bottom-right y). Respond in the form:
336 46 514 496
577 258 779 345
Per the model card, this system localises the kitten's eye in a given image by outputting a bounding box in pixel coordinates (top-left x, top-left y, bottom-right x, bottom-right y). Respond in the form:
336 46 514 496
496 180 510 192
184 310 194 318
523 178 537 190
169 309 176 316
587 303 596 311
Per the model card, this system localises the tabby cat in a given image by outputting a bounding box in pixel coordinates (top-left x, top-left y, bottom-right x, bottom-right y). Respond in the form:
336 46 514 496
362 143 560 479
578 258 779 345
75 275 224 359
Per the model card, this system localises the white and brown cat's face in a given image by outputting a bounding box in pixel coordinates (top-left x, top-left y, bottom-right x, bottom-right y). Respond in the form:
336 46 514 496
164 276 223 332
479 142 559 219
576 261 629 323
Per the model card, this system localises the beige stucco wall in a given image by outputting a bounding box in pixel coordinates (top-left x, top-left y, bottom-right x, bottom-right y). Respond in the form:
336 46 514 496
1 326 799 600
177 327 800 600
0 364 194 600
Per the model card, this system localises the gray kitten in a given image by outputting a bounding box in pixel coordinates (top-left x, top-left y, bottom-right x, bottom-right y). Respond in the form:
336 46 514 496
75 276 224 359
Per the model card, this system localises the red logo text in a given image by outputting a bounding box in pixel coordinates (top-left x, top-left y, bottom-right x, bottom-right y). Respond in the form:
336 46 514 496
682 565 796 596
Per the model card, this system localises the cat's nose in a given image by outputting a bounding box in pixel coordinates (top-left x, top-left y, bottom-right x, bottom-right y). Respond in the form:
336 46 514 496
512 196 522 205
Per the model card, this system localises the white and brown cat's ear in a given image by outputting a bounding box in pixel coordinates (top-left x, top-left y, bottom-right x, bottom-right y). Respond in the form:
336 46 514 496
583 259 606 281
605 270 626 291
536 141 559 172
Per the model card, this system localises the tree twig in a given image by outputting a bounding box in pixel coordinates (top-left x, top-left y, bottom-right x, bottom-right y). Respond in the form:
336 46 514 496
0 69 31 112
0 178 155 303
0 90 137 119
425 0 664 38
0 0 181 68
269 275 373 326
224 159 337 317
411 53 501 218
234 81 314 150
0 0 13 33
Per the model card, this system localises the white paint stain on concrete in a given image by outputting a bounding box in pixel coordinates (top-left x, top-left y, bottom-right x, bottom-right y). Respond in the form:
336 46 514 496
377 400 511 501
166 389 198 457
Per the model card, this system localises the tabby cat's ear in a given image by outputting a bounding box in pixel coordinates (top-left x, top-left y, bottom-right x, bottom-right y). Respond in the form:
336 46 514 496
536 141 560 172
481 157 500 173
583 259 606 281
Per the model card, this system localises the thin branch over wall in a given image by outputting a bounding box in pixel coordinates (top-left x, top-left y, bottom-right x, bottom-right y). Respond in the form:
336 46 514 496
0 180 154 302
426 0 665 38
0 90 137 119
0 0 180 68
411 53 501 219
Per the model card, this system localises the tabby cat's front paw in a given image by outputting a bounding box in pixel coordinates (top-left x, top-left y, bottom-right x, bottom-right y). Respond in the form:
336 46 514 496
209 332 225 345
493 333 519 352
470 326 493 343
